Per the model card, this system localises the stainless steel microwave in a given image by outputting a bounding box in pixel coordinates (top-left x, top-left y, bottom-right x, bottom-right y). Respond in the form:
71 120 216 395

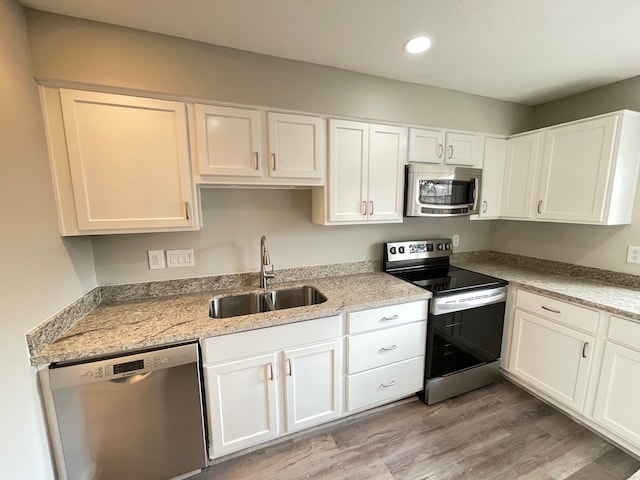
405 163 481 217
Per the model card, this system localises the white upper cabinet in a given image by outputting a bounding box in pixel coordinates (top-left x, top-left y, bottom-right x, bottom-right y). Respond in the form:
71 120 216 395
194 105 324 186
475 137 507 219
536 113 632 224
195 105 263 177
500 110 640 225
408 128 483 167
313 119 406 225
501 132 541 219
41 87 198 235
267 112 323 180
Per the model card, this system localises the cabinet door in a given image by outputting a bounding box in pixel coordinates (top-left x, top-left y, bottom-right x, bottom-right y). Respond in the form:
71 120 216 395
444 132 480 167
509 309 594 411
328 119 369 222
59 89 194 231
267 112 323 180
593 342 640 446
367 124 407 222
194 104 262 177
537 115 617 223
501 132 541 218
283 340 342 433
408 128 444 164
478 137 506 218
203 353 278 457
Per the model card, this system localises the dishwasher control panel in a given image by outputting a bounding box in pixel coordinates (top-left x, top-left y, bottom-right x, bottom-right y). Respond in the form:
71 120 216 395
49 342 198 389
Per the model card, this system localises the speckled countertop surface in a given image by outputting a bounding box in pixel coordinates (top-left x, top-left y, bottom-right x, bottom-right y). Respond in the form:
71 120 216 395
453 259 640 321
31 272 431 366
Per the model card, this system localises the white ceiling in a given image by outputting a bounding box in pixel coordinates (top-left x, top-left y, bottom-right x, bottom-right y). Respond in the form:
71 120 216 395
19 0 640 105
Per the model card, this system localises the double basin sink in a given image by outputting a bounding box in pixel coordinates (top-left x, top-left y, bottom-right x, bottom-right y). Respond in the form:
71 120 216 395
209 286 327 319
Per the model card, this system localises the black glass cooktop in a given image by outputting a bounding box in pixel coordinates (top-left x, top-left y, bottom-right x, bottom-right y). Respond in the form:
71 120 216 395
394 266 507 295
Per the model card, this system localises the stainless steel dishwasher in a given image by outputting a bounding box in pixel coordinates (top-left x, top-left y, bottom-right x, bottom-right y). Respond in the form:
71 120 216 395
47 342 208 480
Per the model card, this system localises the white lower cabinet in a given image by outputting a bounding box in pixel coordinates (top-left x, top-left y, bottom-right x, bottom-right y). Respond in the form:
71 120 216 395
283 340 342 433
345 300 428 412
510 309 594 411
507 288 640 456
201 316 342 458
203 353 279 456
593 317 640 446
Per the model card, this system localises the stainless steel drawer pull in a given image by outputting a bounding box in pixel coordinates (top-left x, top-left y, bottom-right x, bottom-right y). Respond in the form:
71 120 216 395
538 200 543 214
272 153 277 170
380 345 398 352
267 363 274 381
381 315 399 321
369 201 374 215
482 201 487 213
184 202 190 220
445 322 462 328
380 380 396 388
448 145 453 159
286 358 292 376
437 144 443 158
541 305 561 314
361 201 367 215
254 152 259 169
582 342 589 358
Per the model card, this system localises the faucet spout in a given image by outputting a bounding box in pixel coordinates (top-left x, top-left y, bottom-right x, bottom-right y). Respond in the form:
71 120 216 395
260 235 275 288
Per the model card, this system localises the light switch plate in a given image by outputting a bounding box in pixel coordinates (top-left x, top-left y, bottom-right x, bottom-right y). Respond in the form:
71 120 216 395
167 249 195 268
148 250 165 270
627 246 640 264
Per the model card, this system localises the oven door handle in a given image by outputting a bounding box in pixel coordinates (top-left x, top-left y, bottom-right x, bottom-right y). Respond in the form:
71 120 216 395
431 287 508 315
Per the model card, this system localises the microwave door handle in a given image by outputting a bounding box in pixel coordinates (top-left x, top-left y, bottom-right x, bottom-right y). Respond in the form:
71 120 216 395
472 177 479 211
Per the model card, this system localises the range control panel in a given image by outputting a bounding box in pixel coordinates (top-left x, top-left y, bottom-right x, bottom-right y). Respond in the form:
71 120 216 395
385 239 453 262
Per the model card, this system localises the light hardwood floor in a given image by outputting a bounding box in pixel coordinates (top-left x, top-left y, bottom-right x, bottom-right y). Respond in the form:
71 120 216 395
192 379 640 480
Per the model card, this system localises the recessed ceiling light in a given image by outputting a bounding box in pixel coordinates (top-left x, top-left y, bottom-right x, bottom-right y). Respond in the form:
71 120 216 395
404 36 432 54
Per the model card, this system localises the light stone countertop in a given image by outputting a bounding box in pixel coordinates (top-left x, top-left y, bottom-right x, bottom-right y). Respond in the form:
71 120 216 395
453 260 640 321
31 272 431 366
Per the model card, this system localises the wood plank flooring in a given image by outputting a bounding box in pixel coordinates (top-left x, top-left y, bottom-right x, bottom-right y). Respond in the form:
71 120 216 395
191 379 640 480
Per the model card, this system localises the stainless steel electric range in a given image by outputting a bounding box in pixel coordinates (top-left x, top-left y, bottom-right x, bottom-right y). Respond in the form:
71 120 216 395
383 239 508 405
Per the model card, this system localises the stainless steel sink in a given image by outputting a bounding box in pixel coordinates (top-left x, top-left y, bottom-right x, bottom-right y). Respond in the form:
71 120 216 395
263 286 327 311
209 293 269 319
209 286 327 319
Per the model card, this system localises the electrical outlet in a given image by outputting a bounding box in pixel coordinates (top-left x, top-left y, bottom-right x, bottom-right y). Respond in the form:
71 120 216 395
148 250 165 270
627 246 640 264
167 249 195 268
452 234 460 247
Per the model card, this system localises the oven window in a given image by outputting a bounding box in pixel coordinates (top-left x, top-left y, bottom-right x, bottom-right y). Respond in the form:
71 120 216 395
418 179 473 206
425 302 505 378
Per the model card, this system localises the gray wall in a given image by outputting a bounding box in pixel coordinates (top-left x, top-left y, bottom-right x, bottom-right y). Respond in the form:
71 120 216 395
25 10 533 285
490 76 640 275
0 1 97 477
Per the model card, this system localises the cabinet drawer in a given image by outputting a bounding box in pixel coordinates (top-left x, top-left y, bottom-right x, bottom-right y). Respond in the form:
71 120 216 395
516 290 599 333
346 356 424 412
201 315 342 365
347 300 428 335
347 321 426 374
608 316 640 351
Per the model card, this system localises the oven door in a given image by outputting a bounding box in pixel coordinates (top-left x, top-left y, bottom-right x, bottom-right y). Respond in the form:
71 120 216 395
425 301 505 378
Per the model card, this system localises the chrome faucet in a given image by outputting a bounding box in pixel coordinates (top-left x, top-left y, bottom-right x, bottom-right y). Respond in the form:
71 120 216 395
260 235 275 288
